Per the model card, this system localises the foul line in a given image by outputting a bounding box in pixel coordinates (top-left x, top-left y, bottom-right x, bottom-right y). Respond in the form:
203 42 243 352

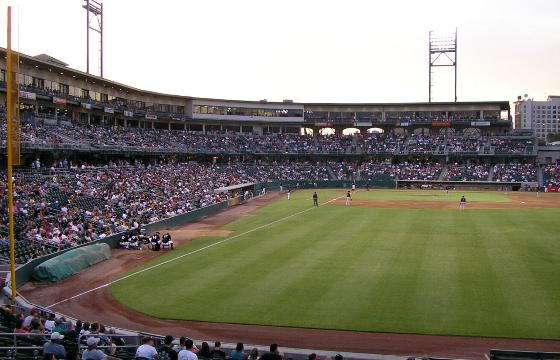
46 193 346 309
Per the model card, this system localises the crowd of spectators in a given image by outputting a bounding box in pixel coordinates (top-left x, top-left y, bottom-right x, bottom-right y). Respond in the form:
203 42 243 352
493 163 538 182
0 161 336 263
360 161 443 181
492 138 533 154
406 134 445 153
0 118 540 156
1 305 330 360
543 164 560 187
446 136 483 153
359 133 405 153
328 161 357 180
444 163 490 181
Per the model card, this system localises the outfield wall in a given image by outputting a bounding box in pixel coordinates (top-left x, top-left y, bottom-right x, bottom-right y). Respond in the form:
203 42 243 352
395 180 537 191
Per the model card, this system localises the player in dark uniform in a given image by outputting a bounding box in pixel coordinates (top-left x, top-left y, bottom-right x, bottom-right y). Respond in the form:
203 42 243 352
459 195 466 210
313 192 319 207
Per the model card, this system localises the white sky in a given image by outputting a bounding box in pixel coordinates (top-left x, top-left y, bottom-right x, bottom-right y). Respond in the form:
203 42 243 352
1 0 559 104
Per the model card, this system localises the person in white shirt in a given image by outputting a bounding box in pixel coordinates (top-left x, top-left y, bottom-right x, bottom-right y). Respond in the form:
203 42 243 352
44 314 56 332
136 337 158 360
178 339 198 360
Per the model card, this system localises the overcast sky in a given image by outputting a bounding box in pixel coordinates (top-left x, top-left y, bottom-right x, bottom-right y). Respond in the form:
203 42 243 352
1 0 559 104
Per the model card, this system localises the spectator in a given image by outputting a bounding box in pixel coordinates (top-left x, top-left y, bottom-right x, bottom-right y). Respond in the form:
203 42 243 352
260 344 282 360
14 319 28 334
210 341 225 359
160 335 178 360
173 336 187 353
178 339 198 360
230 343 245 360
43 332 66 359
136 336 158 360
82 337 118 360
248 348 260 360
197 342 212 360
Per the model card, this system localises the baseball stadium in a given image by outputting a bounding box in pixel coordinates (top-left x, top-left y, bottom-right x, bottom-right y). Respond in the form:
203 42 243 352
1 2 560 360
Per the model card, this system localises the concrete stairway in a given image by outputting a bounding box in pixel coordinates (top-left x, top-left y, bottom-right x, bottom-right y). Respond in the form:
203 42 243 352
537 166 544 187
438 165 448 181
487 165 495 181
326 165 337 180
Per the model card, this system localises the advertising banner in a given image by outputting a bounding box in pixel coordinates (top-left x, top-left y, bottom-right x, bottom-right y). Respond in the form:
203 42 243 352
53 97 67 105
19 90 36 100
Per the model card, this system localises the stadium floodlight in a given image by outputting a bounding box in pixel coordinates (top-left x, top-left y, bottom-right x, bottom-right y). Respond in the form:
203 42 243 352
82 0 103 77
428 29 457 103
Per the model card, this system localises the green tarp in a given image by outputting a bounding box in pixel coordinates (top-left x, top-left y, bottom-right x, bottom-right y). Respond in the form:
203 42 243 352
31 243 111 283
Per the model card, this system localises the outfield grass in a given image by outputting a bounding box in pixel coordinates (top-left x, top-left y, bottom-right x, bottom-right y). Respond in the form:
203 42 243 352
111 190 560 339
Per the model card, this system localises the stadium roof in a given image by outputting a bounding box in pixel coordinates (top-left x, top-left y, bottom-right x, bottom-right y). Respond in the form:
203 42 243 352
1 47 509 109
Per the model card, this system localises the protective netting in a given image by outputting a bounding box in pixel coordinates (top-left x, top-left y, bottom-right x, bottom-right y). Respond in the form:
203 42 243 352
31 243 111 283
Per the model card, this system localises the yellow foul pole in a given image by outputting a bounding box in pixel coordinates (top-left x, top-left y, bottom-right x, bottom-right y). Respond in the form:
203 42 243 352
6 6 17 304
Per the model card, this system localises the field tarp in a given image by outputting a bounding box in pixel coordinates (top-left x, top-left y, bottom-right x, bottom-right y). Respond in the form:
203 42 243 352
31 243 111 283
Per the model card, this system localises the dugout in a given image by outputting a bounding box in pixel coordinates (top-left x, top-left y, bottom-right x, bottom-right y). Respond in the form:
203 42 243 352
215 182 256 201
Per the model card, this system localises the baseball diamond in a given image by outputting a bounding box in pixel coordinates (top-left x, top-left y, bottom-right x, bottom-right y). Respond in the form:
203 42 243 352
3 2 560 359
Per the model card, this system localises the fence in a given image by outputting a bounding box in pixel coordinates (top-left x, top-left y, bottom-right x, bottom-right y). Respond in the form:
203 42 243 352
395 179 532 191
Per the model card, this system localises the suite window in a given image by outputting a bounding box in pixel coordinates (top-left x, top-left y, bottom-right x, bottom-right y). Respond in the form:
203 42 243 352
58 83 69 94
32 77 44 89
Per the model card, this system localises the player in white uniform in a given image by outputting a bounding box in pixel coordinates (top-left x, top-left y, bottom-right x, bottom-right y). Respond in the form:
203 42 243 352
345 191 352 206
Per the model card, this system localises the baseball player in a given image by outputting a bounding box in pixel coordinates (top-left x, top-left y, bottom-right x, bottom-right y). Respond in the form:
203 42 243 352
346 190 352 206
287 188 291 200
313 192 319 207
459 195 466 210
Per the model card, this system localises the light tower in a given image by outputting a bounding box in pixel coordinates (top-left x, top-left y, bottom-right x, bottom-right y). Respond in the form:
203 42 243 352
83 0 103 77
428 29 457 102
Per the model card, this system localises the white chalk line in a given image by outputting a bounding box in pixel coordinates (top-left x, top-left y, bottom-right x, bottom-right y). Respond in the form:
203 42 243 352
46 193 346 309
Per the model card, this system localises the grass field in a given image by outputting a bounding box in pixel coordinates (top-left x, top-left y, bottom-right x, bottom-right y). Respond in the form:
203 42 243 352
110 189 560 340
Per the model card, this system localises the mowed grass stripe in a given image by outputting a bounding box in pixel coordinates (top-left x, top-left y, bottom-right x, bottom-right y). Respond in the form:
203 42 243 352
111 190 560 339
111 196 345 320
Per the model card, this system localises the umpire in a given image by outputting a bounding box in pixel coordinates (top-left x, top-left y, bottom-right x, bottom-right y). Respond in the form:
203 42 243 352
313 192 319 207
